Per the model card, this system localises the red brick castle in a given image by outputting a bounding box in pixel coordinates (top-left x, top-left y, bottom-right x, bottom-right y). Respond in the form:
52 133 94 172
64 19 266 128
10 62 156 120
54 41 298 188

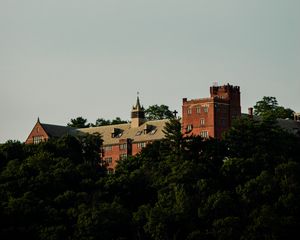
182 84 241 138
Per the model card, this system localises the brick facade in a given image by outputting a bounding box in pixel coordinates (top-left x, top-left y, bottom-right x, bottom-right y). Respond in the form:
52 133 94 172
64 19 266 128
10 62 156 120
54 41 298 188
25 119 50 144
182 84 241 138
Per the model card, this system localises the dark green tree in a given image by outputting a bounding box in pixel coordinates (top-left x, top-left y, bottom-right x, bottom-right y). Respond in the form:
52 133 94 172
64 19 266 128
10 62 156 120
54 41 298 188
67 116 90 128
0 135 106 240
93 118 111 127
254 96 294 120
145 104 175 120
111 117 128 125
1 107 300 240
92 117 128 127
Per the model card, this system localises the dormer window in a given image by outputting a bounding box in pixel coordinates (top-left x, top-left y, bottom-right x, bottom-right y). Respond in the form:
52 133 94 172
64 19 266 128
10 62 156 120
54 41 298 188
111 128 122 138
143 124 152 134
149 128 157 135
136 131 142 136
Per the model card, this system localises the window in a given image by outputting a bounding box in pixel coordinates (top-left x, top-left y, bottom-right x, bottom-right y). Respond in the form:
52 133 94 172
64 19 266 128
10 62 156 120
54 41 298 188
221 118 226 127
196 106 201 114
137 142 146 149
200 118 205 126
116 132 123 138
119 143 127 150
186 124 193 132
203 106 208 113
33 136 43 144
105 157 113 164
120 154 127 160
200 131 209 138
187 108 192 115
103 145 112 152
136 131 142 136
149 129 157 135
111 128 122 138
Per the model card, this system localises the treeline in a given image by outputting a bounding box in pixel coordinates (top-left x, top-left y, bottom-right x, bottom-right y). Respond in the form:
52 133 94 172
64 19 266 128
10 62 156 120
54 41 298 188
67 104 175 128
1 117 300 239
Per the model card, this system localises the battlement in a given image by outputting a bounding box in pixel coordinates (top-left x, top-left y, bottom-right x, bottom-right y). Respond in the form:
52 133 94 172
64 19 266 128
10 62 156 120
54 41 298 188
210 84 239 95
210 84 240 101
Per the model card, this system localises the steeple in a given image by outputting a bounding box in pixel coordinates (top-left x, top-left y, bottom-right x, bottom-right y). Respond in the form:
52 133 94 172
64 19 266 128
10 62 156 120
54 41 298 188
133 95 144 111
135 96 142 110
131 94 145 128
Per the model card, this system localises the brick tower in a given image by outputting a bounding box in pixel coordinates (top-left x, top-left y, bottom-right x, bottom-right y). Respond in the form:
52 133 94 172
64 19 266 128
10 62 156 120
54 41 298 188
182 84 241 138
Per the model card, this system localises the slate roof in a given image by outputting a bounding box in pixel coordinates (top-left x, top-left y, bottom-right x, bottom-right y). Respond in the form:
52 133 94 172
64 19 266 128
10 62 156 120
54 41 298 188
41 123 75 137
76 119 169 145
277 119 300 135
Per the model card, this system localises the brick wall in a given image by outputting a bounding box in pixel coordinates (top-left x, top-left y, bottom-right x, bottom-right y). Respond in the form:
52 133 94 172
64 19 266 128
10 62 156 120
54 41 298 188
25 121 49 144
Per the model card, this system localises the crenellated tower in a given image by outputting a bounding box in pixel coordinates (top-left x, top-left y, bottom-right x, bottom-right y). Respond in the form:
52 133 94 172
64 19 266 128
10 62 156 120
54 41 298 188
182 84 241 139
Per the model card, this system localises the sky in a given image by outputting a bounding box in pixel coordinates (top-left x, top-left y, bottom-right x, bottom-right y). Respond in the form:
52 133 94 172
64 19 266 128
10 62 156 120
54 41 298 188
0 0 299 143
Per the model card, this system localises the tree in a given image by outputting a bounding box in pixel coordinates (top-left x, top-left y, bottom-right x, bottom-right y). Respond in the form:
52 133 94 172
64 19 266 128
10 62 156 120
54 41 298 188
145 104 175 120
93 118 111 127
0 135 106 240
92 117 128 127
67 117 90 128
162 118 184 157
254 96 294 120
111 117 128 125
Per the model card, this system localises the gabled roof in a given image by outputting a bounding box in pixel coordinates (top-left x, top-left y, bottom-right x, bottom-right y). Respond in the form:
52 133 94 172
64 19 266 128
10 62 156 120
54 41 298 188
40 123 75 137
277 119 300 135
76 119 169 145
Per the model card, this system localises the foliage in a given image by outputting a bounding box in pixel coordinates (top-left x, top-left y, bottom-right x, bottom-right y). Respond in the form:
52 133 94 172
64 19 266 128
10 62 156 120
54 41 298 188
67 116 90 128
1 116 300 239
68 116 128 128
145 104 175 120
92 117 128 127
254 96 294 120
0 134 105 240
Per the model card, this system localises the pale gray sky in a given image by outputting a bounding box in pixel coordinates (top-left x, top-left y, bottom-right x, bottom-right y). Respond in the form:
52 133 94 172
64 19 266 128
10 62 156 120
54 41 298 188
1 0 299 143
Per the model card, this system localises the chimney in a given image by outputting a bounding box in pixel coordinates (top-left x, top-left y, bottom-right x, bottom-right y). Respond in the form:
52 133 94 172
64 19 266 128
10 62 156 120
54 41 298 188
248 107 253 119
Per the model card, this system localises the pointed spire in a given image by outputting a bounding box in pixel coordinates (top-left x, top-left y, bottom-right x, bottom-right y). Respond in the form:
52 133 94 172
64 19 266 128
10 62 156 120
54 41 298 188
136 96 141 109
37 117 40 123
131 92 146 128
134 91 143 110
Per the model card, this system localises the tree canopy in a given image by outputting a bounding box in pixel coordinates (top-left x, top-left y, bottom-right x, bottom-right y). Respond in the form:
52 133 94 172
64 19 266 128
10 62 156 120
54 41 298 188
145 104 175 120
92 117 128 127
1 115 300 239
68 117 128 128
67 116 90 128
254 96 294 120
